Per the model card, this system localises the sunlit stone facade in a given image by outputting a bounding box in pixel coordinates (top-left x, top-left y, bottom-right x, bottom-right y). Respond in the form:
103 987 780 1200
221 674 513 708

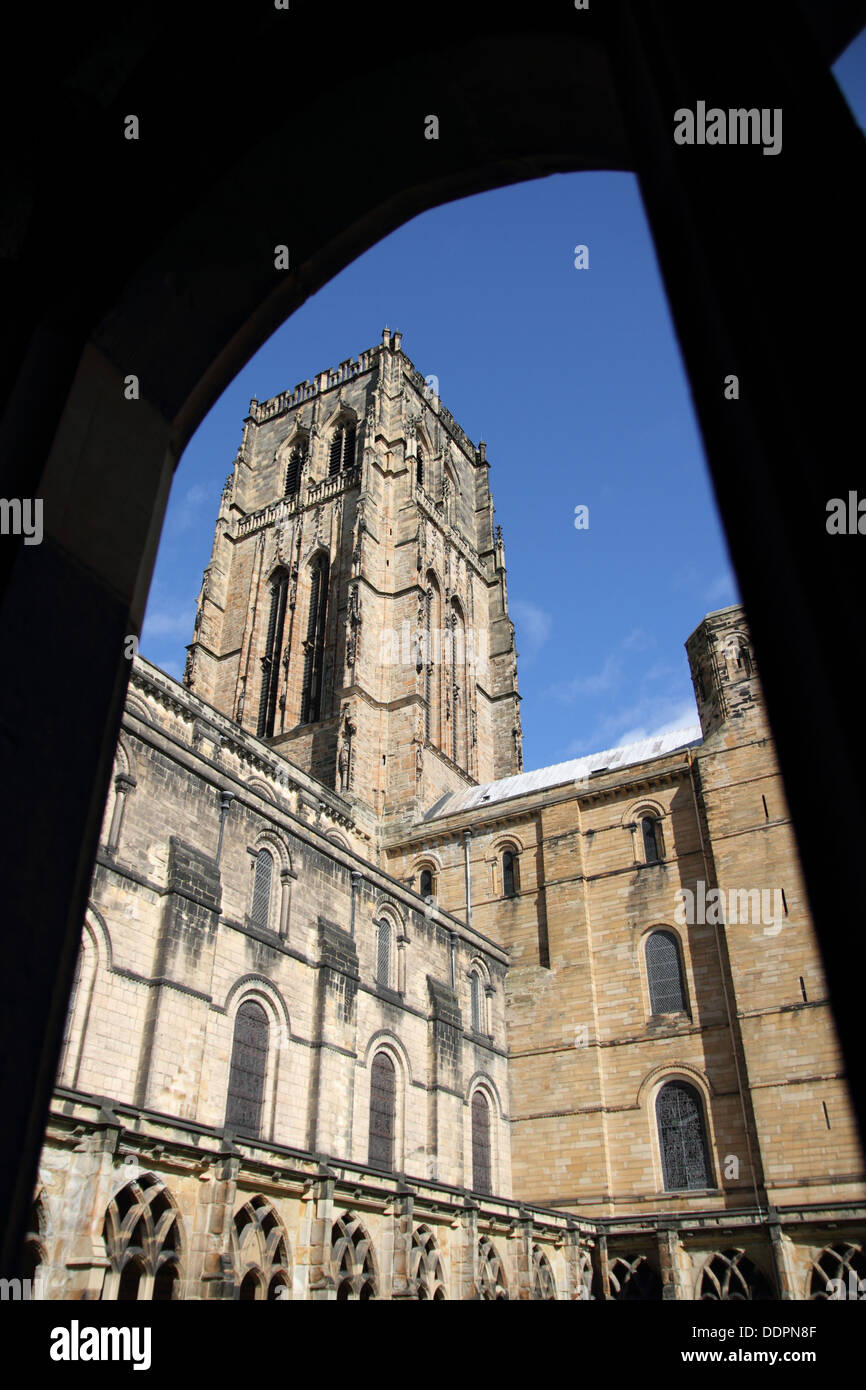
29 334 865 1300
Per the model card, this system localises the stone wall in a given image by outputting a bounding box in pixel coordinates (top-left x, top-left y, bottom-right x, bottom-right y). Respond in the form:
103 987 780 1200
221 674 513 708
59 656 511 1194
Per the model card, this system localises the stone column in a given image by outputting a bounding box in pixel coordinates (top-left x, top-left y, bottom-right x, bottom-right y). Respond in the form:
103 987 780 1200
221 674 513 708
196 1151 239 1302
563 1225 584 1300
55 1114 120 1299
307 1166 337 1301
106 772 136 855
390 1188 416 1299
768 1210 796 1299
278 865 295 939
460 1201 480 1300
512 1209 534 1300
657 1224 686 1300
595 1232 612 1301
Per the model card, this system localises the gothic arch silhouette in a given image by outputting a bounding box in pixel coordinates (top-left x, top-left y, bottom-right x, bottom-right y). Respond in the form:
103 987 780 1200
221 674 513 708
1 0 864 1270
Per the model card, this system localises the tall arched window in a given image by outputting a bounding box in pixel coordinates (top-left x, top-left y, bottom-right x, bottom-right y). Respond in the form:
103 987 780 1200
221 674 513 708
450 600 466 766
502 849 518 897
645 930 687 1015
416 447 424 488
368 1052 396 1172
471 1090 492 1195
257 568 289 737
424 576 441 746
225 1000 269 1138
470 972 482 1033
641 816 661 863
656 1081 711 1191
250 849 273 929
329 421 356 476
284 440 307 496
376 919 391 989
419 867 434 900
301 553 329 724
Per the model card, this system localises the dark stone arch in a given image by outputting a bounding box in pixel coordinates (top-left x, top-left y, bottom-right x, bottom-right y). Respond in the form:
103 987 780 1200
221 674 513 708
1 0 865 1272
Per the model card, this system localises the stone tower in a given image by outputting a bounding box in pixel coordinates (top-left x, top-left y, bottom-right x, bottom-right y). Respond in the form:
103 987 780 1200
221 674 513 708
685 603 760 742
185 329 523 832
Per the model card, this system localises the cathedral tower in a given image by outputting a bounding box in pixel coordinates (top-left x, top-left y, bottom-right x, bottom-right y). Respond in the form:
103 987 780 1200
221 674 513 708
185 329 523 831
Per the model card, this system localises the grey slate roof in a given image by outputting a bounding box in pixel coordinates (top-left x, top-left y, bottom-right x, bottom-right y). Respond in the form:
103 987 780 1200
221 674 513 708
424 725 703 820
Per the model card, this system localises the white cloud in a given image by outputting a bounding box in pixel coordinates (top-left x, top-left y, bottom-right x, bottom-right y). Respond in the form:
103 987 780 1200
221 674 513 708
643 660 676 682
614 696 701 746
547 626 658 704
704 570 738 605
549 652 622 702
510 599 552 661
142 606 196 639
622 627 655 653
563 689 699 757
167 482 211 534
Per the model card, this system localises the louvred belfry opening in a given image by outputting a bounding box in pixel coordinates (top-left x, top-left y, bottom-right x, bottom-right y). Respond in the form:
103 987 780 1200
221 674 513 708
257 569 289 738
285 443 306 496
329 423 356 477
301 554 329 724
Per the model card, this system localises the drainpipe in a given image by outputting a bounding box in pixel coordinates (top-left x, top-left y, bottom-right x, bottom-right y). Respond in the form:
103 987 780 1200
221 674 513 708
463 828 472 927
216 790 234 864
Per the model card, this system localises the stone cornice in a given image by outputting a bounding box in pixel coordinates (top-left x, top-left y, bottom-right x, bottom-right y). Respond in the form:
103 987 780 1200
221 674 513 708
233 465 361 539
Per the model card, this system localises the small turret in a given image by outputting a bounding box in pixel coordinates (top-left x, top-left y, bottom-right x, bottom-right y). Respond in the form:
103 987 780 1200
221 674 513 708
686 603 760 740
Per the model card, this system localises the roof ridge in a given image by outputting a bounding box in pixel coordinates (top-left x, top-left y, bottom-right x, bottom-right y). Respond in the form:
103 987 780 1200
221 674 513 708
424 723 703 820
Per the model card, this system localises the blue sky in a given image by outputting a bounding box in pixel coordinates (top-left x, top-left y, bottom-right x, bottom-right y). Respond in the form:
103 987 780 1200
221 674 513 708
143 33 866 775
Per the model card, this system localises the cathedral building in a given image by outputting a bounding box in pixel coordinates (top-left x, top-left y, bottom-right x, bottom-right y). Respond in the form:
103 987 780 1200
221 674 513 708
27 331 865 1300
